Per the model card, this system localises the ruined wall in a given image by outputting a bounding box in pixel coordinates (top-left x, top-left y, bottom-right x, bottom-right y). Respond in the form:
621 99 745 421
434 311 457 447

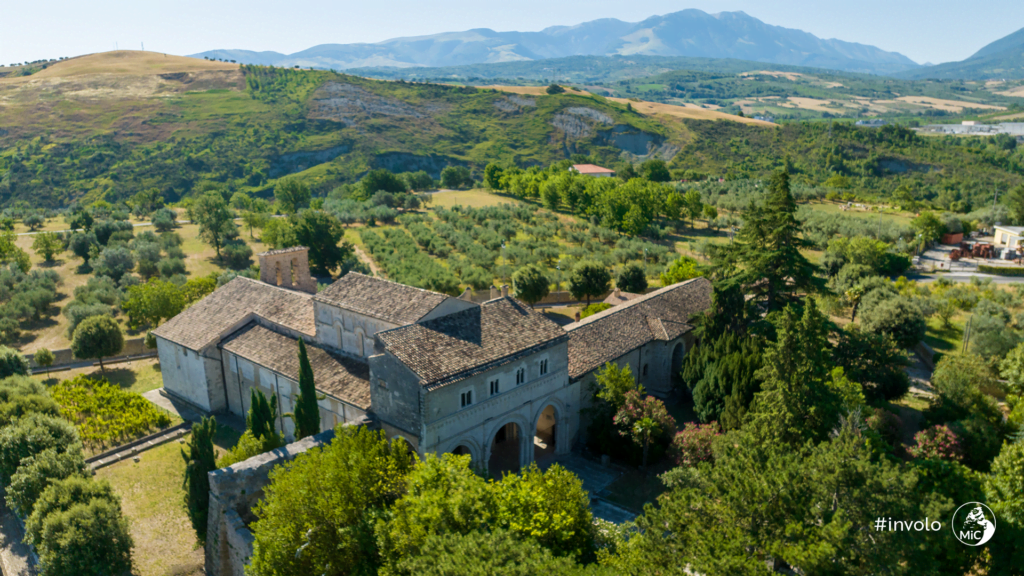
257 247 316 294
206 427 359 576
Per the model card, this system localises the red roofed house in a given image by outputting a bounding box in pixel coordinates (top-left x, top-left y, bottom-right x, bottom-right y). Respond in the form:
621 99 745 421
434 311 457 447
570 164 616 178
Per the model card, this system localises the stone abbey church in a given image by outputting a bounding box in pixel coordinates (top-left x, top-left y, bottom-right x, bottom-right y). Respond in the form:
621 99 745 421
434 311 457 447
153 247 711 474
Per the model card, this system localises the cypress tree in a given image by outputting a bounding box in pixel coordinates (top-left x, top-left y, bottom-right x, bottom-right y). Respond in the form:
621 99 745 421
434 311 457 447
293 339 321 440
182 416 217 542
247 388 278 444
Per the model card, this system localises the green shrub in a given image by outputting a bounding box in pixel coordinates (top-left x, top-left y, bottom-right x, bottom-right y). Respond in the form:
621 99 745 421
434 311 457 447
0 413 80 482
978 265 1024 276
0 375 59 426
6 447 87 517
51 375 171 448
579 303 612 319
0 345 29 378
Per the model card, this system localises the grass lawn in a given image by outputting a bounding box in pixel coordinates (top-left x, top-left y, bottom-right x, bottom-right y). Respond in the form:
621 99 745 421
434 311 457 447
924 315 964 357
429 188 514 209
35 357 165 394
800 200 916 227
96 423 241 576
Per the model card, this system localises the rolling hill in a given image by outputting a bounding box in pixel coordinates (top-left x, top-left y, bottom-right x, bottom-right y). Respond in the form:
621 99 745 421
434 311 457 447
1 51 1021 214
193 9 919 75
0 51 740 208
895 26 1024 80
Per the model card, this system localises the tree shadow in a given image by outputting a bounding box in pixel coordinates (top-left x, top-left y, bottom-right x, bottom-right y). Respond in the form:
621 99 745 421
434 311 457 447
100 367 140 389
38 258 66 269
76 262 93 275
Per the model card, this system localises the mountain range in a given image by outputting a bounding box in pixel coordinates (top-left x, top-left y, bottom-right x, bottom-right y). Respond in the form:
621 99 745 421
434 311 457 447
897 26 1024 80
192 9 920 76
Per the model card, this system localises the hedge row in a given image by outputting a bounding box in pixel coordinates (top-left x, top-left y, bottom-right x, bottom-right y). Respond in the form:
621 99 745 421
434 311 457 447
978 265 1024 276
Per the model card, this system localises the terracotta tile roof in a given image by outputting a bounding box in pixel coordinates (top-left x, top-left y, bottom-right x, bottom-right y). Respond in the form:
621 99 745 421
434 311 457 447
376 297 568 389
571 163 615 175
314 272 449 325
152 277 314 351
221 324 371 409
565 278 712 380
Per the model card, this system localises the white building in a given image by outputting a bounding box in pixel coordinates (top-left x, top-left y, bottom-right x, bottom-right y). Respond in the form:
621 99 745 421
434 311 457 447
994 225 1024 251
153 246 712 473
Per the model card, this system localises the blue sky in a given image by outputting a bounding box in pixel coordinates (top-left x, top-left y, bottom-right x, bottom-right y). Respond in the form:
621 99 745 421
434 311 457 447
1 0 1021 67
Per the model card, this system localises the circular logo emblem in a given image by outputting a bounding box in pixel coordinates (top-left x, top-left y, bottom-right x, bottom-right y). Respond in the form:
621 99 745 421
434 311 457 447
951 502 996 546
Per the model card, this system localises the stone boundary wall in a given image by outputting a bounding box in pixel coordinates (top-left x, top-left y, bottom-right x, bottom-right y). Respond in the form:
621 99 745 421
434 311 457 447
25 337 150 369
463 288 615 305
205 425 357 576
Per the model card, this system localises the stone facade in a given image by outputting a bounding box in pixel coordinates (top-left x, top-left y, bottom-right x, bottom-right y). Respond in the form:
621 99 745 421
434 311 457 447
257 247 316 294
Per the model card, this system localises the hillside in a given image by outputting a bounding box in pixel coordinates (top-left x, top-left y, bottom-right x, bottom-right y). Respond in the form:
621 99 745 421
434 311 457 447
193 9 919 75
895 26 1024 80
0 53 712 208
358 54 1022 121
1 51 1022 213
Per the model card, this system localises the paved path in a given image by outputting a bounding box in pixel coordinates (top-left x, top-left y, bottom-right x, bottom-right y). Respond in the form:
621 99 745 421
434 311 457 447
0 488 36 576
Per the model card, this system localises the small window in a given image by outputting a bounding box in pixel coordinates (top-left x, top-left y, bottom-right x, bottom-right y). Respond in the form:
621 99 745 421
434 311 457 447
460 390 473 408
182 348 188 357
490 379 500 396
516 367 525 385
642 364 649 376
379 379 387 389
540 359 548 375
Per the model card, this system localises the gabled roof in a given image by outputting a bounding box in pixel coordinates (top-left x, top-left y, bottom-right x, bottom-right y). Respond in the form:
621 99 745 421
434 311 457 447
152 277 314 351
376 297 568 390
571 163 615 174
565 278 712 380
221 324 371 409
314 272 450 326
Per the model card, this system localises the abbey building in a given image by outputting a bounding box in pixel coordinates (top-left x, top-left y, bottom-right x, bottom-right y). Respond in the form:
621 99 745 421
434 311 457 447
152 247 711 473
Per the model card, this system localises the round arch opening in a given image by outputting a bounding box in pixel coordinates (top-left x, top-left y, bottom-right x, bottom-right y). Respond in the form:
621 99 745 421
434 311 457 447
534 405 558 461
488 422 521 477
671 342 686 383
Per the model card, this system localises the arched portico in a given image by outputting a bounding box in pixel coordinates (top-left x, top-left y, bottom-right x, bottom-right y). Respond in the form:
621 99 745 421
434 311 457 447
443 437 482 465
485 417 530 477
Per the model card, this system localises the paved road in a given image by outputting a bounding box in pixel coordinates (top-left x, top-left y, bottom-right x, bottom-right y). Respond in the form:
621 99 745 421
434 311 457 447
909 273 1023 284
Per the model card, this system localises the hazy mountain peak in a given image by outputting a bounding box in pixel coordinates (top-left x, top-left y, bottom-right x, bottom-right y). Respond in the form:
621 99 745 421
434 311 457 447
192 9 919 75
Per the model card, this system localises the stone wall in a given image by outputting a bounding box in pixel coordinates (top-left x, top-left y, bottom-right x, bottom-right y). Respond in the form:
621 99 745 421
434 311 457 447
26 336 150 368
206 426 364 576
257 247 316 294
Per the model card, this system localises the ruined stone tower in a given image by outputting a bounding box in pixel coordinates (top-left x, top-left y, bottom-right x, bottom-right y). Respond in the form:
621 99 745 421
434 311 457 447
257 246 317 294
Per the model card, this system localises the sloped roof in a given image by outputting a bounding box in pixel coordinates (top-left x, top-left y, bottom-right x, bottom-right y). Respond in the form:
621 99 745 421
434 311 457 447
565 278 712 380
603 289 641 306
572 163 615 174
376 297 568 389
314 272 449 325
152 277 314 351
221 324 371 409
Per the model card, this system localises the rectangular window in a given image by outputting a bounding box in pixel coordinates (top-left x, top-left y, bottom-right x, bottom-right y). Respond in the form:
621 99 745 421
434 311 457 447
490 379 500 396
643 364 649 376
540 359 548 375
461 390 473 408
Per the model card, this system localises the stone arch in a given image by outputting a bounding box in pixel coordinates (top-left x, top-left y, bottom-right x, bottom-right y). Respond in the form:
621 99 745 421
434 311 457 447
485 416 530 477
532 396 567 460
671 341 686 382
443 437 482 464
334 320 344 350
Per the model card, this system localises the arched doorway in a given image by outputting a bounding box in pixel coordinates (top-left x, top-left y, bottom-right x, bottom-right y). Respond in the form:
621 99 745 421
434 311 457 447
671 342 685 383
534 405 557 461
451 445 472 462
488 422 521 477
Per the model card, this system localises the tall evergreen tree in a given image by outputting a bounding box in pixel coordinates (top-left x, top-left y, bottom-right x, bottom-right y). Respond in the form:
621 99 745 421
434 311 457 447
247 388 279 443
723 170 825 315
292 339 321 440
182 416 217 542
747 299 842 445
